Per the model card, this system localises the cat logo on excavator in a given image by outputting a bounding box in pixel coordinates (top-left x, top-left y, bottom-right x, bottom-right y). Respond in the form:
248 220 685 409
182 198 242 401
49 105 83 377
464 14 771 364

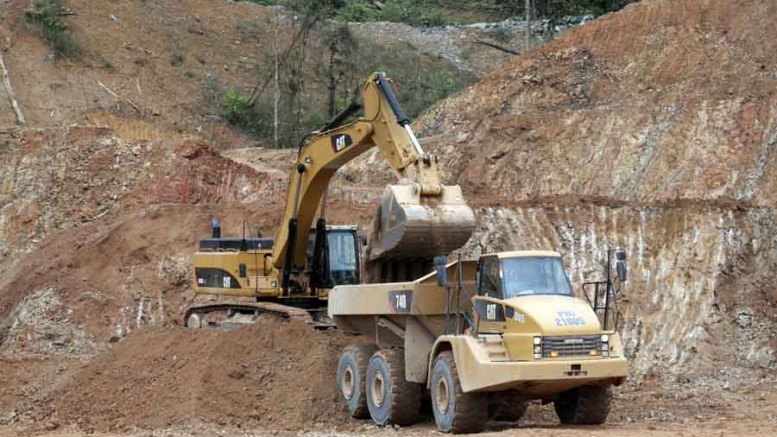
331 133 352 152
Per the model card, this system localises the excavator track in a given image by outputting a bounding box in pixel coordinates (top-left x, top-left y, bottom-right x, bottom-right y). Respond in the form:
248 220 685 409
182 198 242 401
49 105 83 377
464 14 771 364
184 300 333 330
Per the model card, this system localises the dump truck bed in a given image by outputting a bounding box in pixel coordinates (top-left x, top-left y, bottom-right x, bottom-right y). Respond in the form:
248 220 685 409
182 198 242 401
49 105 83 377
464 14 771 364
328 260 477 333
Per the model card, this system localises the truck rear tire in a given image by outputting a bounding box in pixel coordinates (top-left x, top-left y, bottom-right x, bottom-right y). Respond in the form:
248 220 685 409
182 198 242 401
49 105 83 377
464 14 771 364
430 351 488 433
489 391 528 422
337 343 377 418
554 384 612 425
365 349 421 426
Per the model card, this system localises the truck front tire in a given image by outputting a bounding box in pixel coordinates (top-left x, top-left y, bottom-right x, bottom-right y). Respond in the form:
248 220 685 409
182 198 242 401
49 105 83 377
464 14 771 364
554 384 612 425
430 351 488 433
337 344 377 418
365 349 421 426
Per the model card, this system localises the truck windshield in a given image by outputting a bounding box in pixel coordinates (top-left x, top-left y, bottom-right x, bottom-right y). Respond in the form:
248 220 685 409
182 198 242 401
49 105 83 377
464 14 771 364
500 257 573 298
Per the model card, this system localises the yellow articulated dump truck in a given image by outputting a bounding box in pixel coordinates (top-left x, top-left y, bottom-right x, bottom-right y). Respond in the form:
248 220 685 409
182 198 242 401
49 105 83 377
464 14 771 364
328 249 629 433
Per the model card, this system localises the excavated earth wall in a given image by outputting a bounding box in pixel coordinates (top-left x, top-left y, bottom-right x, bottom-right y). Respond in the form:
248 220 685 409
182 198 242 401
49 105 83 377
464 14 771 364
462 205 777 383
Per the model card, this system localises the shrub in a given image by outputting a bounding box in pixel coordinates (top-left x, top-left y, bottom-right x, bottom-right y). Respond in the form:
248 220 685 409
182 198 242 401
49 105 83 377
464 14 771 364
220 88 255 127
24 0 80 59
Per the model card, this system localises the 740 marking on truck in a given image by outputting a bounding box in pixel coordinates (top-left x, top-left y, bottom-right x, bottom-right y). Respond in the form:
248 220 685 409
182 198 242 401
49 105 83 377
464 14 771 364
388 290 412 313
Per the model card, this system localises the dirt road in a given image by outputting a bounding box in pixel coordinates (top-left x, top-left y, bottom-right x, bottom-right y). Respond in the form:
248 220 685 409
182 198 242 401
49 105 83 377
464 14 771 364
1 421 775 437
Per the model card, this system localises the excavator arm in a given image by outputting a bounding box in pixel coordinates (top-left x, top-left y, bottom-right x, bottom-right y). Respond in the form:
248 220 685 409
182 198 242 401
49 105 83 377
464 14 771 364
272 72 475 289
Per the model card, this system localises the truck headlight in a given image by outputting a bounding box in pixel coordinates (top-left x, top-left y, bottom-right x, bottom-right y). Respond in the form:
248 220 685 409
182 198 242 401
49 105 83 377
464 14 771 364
533 336 542 359
601 334 609 343
600 334 610 356
533 336 542 345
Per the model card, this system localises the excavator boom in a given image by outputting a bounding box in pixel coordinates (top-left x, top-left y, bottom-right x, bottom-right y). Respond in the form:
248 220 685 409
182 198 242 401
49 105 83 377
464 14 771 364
273 72 475 284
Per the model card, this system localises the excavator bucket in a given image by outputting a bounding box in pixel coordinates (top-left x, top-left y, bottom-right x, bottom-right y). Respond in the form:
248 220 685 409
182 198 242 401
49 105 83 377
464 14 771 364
368 184 476 261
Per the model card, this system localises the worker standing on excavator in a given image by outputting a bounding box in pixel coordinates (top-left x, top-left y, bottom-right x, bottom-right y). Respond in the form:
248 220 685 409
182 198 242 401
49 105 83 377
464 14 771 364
210 216 221 238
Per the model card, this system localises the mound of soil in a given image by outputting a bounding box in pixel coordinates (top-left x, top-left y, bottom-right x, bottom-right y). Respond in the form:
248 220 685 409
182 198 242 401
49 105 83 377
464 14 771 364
33 318 358 432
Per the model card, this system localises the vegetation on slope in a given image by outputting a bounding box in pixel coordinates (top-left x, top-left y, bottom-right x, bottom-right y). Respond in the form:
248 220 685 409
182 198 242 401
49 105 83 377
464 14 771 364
24 0 80 59
244 0 640 26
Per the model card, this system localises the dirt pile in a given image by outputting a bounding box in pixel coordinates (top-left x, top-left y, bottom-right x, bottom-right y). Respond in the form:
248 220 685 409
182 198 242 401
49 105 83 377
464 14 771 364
0 202 293 352
0 114 377 356
27 318 356 432
0 113 297 353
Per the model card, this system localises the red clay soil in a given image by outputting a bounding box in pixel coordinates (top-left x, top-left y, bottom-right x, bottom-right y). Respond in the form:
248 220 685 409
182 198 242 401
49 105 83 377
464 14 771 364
29 318 359 432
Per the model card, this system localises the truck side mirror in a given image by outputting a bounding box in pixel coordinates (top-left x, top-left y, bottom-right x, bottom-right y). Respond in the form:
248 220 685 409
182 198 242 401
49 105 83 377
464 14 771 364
433 255 448 287
615 248 627 283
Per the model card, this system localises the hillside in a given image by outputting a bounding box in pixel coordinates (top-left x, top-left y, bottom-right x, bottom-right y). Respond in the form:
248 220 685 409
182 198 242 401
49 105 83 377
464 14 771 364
417 0 777 205
0 0 544 145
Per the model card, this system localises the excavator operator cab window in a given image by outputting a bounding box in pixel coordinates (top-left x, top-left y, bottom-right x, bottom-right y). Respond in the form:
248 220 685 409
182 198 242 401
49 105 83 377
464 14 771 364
306 228 360 288
477 255 501 299
326 230 360 285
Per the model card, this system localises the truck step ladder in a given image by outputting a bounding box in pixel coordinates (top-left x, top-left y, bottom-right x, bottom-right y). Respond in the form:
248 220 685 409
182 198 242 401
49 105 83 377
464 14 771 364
478 334 510 361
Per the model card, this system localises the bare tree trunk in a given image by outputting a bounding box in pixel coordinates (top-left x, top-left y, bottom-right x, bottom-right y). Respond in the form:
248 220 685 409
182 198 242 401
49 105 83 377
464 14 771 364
295 20 309 145
524 0 531 52
327 46 337 118
473 40 519 55
273 13 280 148
0 54 25 126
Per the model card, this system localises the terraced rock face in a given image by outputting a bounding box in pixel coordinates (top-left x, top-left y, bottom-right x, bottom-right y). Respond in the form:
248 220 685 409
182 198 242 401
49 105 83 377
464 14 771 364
0 120 270 262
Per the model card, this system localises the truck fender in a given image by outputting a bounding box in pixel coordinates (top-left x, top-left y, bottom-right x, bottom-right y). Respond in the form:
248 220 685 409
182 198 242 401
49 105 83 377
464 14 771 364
426 337 456 388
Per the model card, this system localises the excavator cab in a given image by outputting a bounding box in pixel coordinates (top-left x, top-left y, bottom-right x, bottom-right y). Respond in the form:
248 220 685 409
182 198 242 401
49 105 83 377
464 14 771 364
307 224 360 290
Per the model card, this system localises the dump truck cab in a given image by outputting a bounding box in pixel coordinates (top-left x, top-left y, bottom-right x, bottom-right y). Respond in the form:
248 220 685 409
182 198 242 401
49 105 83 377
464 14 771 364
429 251 626 398
329 249 629 433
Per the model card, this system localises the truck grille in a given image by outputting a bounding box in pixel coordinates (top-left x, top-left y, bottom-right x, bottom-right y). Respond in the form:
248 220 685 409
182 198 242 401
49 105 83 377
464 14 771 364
542 335 602 358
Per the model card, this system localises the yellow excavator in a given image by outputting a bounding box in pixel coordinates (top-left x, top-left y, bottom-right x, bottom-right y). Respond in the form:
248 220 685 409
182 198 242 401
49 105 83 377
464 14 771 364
185 72 476 328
